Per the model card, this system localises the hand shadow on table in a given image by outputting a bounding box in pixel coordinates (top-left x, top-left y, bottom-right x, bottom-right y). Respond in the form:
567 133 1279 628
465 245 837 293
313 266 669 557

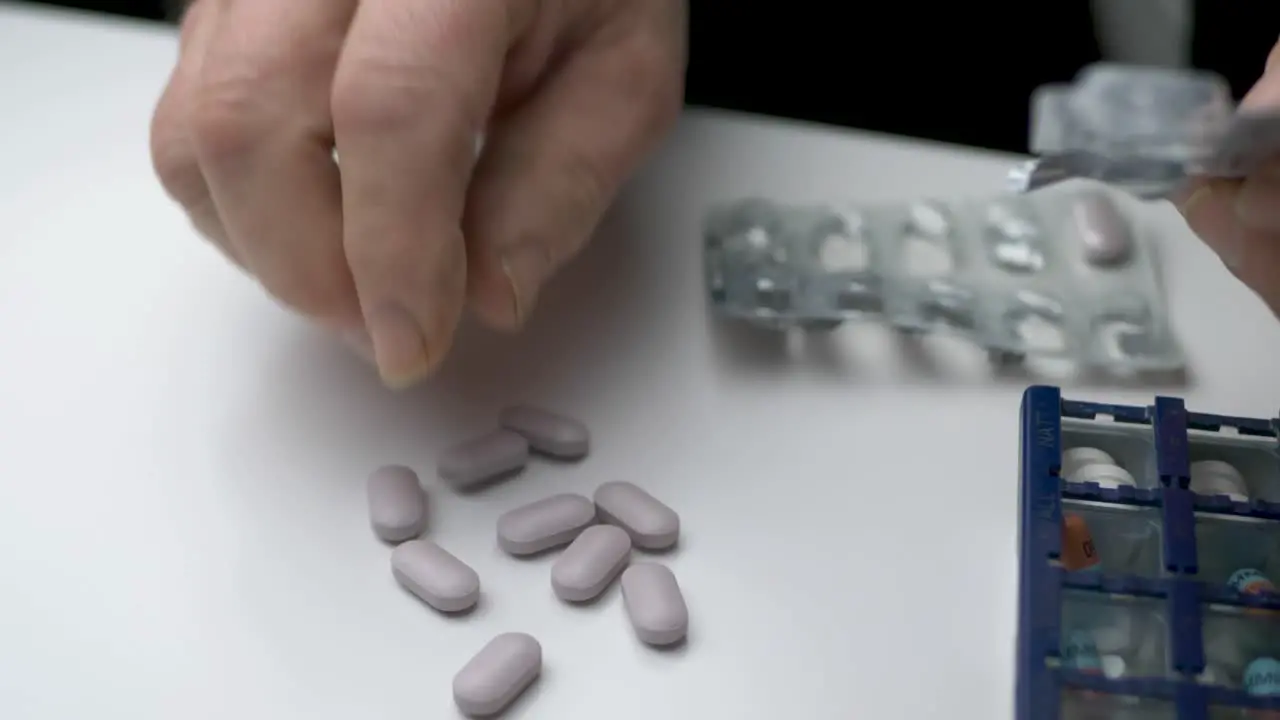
709 315 1194 392
242 186 669 465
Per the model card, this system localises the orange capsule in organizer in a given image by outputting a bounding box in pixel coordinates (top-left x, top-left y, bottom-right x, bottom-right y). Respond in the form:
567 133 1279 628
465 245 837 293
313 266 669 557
1061 513 1102 572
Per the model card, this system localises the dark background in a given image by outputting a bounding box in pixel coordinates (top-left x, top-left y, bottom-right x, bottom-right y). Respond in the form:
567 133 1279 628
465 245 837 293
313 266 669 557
17 0 1280 153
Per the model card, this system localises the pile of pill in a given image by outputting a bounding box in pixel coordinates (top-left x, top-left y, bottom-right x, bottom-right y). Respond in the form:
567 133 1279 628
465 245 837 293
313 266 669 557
365 405 688 717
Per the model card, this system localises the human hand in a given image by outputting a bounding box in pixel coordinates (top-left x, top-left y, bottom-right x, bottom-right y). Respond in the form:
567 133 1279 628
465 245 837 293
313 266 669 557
1177 40 1280 313
151 0 687 387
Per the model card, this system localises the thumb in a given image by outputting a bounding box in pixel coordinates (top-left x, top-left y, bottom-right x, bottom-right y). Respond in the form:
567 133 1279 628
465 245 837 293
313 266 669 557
462 11 684 330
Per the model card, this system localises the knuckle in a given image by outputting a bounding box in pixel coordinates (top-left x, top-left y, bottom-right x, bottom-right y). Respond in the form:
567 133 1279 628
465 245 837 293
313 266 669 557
619 36 685 136
331 61 478 137
190 66 269 163
150 99 208 208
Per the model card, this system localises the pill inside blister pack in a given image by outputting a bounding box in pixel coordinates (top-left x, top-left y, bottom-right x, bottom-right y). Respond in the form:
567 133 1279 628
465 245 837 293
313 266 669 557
1044 404 1280 719
703 180 1181 373
1014 62 1280 198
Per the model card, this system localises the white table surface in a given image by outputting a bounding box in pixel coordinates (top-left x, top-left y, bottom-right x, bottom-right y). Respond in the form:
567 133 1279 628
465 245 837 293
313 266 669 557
4 4 1280 719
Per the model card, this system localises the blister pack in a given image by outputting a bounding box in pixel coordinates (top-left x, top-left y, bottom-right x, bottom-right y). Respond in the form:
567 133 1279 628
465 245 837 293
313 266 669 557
703 180 1182 373
1011 62 1280 198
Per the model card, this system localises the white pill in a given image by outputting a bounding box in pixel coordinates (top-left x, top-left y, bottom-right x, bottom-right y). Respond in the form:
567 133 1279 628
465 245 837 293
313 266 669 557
1101 654 1126 679
1062 447 1117 481
552 525 632 602
391 539 480 613
1069 191 1132 267
452 632 541 718
366 465 426 543
908 202 950 236
438 430 529 490
593 481 680 551
1190 460 1249 501
496 494 597 556
1070 462 1137 490
499 405 590 459
620 562 688 646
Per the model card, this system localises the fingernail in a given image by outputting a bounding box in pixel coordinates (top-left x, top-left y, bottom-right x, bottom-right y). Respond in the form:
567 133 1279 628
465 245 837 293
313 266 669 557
500 245 551 326
364 304 433 388
1236 175 1280 232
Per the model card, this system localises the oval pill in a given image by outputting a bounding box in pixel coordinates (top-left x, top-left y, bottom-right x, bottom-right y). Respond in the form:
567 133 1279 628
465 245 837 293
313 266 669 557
621 563 688 646
366 465 426 543
452 632 542 717
552 524 632 602
496 493 597 556
593 481 679 550
1070 462 1136 490
438 430 529 490
1061 446 1116 481
390 539 480 613
1061 513 1101 572
1069 191 1133 267
1190 459 1249 501
499 405 590 459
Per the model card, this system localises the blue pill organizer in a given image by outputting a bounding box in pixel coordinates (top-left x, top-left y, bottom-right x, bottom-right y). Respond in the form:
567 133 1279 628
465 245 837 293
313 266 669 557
1017 386 1280 719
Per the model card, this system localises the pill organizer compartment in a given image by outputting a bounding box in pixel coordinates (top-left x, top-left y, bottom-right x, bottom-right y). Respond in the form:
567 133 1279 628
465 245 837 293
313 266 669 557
1194 513 1280 586
1060 416 1159 489
1199 603 1280 689
1061 690 1175 720
1063 500 1164 578
1061 589 1169 674
1187 430 1280 504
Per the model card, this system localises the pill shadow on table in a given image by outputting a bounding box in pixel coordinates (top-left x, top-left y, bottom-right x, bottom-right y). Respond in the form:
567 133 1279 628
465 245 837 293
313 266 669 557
893 330 1194 391
394 585 489 622
446 467 530 498
707 314 863 380
453 671 547 720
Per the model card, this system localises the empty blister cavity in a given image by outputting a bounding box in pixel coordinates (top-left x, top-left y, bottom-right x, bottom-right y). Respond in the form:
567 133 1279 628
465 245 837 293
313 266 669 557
1060 417 1158 489
984 202 1047 274
391 539 481 613
1069 191 1133 267
918 280 976 330
620 563 688 646
1194 514 1280 587
1188 430 1280 503
551 524 632 602
496 493 596 556
366 465 426 543
438 430 529 490
499 405 590 459
1060 589 1168 670
452 632 541 718
1006 293 1069 354
899 202 954 278
593 482 680 551
1060 500 1163 578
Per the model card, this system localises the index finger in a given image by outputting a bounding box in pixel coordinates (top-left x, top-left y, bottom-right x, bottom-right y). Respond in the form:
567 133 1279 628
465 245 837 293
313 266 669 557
330 0 534 387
